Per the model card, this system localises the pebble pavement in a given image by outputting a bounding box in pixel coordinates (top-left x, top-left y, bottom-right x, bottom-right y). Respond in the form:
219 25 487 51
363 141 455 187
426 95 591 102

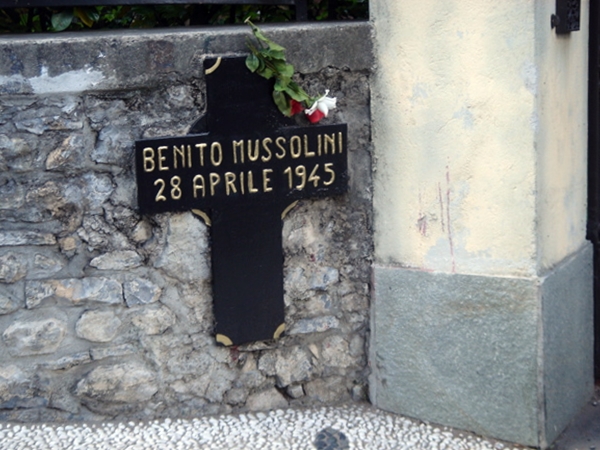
0 404 530 450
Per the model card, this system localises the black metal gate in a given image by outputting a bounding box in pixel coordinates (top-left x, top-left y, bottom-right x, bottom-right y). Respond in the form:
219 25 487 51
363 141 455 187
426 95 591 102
587 0 600 378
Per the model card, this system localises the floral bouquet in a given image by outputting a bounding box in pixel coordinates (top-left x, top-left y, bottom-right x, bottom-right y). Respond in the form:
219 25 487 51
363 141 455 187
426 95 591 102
245 19 337 124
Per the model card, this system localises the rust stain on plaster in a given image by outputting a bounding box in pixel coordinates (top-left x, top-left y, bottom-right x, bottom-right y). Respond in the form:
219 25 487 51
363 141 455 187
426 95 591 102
445 165 456 273
438 182 445 233
417 191 428 237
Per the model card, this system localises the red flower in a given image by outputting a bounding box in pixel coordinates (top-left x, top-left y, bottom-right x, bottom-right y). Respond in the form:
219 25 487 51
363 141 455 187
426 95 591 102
304 90 337 124
306 109 325 124
290 99 303 116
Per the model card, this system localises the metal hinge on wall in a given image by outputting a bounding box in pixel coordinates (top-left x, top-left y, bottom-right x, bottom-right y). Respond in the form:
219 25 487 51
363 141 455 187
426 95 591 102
551 0 581 34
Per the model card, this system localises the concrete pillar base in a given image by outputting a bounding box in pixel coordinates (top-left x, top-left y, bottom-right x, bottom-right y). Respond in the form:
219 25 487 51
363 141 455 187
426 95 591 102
370 243 593 448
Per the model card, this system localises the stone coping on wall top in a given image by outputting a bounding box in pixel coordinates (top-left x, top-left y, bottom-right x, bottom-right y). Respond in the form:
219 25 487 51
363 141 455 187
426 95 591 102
0 21 373 95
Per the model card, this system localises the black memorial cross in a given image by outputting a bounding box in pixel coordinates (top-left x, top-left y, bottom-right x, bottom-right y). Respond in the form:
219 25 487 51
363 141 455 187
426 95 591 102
136 57 347 346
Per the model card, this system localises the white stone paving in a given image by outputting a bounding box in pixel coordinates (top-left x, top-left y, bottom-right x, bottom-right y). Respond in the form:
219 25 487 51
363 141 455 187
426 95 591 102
0 404 529 450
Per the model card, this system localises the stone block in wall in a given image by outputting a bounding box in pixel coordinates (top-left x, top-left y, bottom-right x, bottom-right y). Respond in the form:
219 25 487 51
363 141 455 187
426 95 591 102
258 346 314 388
92 125 135 166
0 282 24 315
309 267 340 290
0 365 35 407
203 366 236 403
339 292 368 312
38 351 92 371
166 282 211 318
0 246 67 283
89 250 142 270
76 361 158 406
80 173 115 214
2 317 67 356
58 236 78 255
237 355 269 391
90 344 136 361
14 113 83 136
31 252 66 279
0 230 56 246
304 376 350 404
153 213 210 283
284 265 340 298
0 178 26 211
26 277 123 308
130 221 152 244
123 278 162 307
10 175 113 229
104 206 140 242
0 134 33 172
224 387 248 406
0 249 66 282
0 253 26 283
297 293 334 317
85 98 128 130
321 335 355 369
288 315 340 335
0 179 100 236
20 180 82 230
45 134 88 171
246 388 288 411
76 310 122 342
131 305 175 335
48 384 81 415
77 215 130 252
286 384 305 399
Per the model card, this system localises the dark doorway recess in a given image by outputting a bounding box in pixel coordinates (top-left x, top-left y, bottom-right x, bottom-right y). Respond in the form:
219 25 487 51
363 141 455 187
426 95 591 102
587 0 600 379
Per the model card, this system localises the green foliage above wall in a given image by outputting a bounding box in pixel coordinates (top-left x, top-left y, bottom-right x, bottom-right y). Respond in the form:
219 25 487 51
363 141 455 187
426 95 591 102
0 0 367 33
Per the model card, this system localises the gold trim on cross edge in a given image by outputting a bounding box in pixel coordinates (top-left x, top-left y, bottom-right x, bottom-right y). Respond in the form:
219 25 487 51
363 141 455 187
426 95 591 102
205 57 222 75
191 209 211 227
273 323 285 340
281 201 299 220
216 334 233 346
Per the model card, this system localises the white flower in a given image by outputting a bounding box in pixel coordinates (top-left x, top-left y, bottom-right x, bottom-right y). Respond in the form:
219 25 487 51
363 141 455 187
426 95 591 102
305 90 337 117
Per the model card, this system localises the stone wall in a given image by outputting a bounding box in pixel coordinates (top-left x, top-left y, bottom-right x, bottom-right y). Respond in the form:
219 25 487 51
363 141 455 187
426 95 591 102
0 22 373 422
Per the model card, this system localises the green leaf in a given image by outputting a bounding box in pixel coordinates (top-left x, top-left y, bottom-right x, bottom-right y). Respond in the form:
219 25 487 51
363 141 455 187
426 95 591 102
75 7 100 28
282 64 294 78
51 10 74 32
272 90 291 117
245 53 259 73
257 67 273 80
284 84 309 103
266 40 285 53
252 27 269 43
250 23 286 52
265 48 285 61
245 19 309 118
274 77 290 92
258 46 272 56
254 28 280 47
272 60 294 78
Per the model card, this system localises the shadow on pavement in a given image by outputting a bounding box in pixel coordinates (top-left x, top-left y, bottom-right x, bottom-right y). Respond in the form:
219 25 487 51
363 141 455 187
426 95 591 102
551 385 600 450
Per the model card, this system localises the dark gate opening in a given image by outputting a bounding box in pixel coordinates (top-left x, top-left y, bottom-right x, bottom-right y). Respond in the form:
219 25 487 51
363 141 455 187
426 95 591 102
587 0 600 379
